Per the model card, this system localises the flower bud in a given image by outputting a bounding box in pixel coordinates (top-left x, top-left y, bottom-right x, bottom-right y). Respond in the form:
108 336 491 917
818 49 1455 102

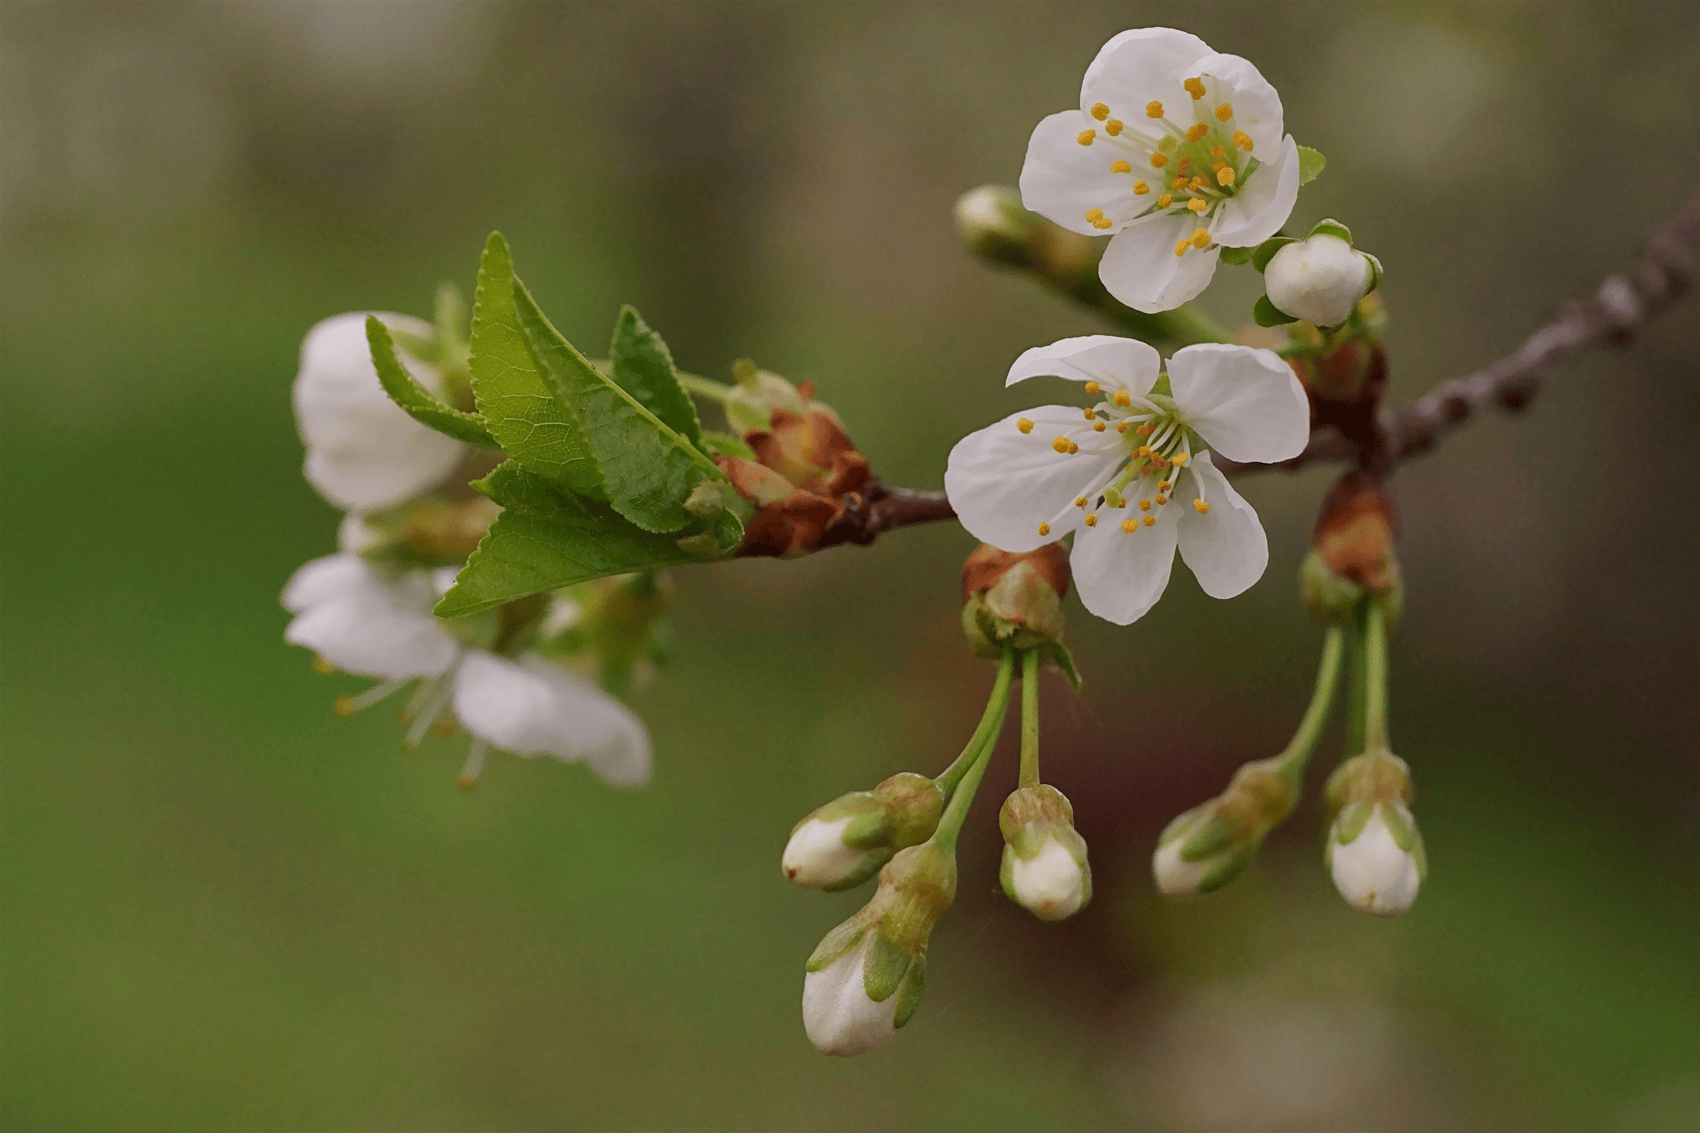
961 543 1071 659
1152 757 1298 898
782 773 944 891
802 843 955 1056
1324 751 1425 917
998 785 1091 921
724 359 842 436
1302 473 1403 629
1263 230 1378 329
954 185 1047 271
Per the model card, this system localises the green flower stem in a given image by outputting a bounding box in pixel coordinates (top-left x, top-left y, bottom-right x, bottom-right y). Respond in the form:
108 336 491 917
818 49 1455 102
931 649 1018 853
1018 648 1041 789
674 371 732 404
1344 607 1368 756
1273 624 1345 783
1362 600 1391 753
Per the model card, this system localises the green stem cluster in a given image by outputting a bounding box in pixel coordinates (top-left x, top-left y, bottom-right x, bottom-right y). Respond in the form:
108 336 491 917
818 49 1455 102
931 649 1021 853
1273 624 1345 783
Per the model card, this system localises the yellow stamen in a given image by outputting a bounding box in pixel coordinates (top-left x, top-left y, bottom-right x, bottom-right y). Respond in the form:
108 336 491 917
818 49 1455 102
1145 100 1164 118
1111 159 1133 174
1171 176 1188 190
1174 240 1189 256
1193 499 1210 513
456 773 479 792
1136 425 1151 437
1190 176 1209 190
1150 153 1168 168
1051 435 1070 453
1159 480 1172 491
312 656 335 676
1078 129 1096 146
1093 420 1106 432
1143 515 1156 527
1171 452 1189 466
1092 217 1112 229
1116 421 1130 433
1067 441 1079 454
1215 102 1233 121
1105 119 1123 136
1187 198 1207 213
1083 408 1096 421
1217 166 1236 186
1017 417 1034 434
1177 156 1191 171
1084 515 1098 527
1112 390 1131 407
1083 381 1101 395
1091 103 1110 121
1114 498 1127 508
1233 130 1253 151
334 696 355 717
1085 208 1103 221
434 717 457 739
1132 179 1148 194
1158 193 1174 209
1122 518 1139 533
1184 77 1206 100
1074 497 1088 508
1156 494 1168 505
1209 145 1225 158
1185 122 1209 143
1038 522 1051 536
1190 229 1211 249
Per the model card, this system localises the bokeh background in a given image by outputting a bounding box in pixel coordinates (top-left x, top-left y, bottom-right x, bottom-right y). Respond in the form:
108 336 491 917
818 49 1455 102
5 3 1700 1130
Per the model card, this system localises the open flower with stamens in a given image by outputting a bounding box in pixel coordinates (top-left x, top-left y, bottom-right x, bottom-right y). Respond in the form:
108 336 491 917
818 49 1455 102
1019 27 1301 313
945 336 1309 625
281 553 650 789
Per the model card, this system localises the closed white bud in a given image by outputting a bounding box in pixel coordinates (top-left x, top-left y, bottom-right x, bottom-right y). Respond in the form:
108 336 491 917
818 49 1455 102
782 774 944 892
1264 234 1374 328
998 784 1091 921
801 934 899 1057
783 815 881 890
1151 829 1218 899
1006 837 1089 921
1327 801 1424 917
1152 758 1297 899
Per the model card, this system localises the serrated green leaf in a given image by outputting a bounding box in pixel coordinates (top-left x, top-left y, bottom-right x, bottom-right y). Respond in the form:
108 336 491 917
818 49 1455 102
467 233 602 496
698 431 757 461
1218 245 1255 267
1254 294 1300 327
1297 145 1326 185
512 280 725 534
609 306 701 448
365 317 498 447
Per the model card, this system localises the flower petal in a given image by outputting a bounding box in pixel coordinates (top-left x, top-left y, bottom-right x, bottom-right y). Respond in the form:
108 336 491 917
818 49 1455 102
1176 454 1268 599
1210 134 1300 248
1080 27 1213 120
1006 335 1162 397
1191 51 1284 159
1018 111 1137 235
282 555 461 680
1167 343 1309 463
945 409 1122 553
452 653 653 788
1068 502 1180 625
1098 212 1222 313
281 552 369 613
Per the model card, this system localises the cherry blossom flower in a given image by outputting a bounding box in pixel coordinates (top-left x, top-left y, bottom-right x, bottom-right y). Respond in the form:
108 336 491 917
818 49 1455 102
1019 27 1300 313
945 335 1309 625
293 312 468 512
281 553 650 788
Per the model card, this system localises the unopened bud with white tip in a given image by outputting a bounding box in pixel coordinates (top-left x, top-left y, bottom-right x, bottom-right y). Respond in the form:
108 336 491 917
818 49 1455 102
782 773 944 891
1261 221 1382 329
1152 756 1298 898
998 785 1091 921
1325 751 1425 917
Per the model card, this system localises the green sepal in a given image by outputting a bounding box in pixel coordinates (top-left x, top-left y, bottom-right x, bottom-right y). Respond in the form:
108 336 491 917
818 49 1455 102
1179 812 1237 860
1410 829 1429 881
1362 252 1384 295
365 317 498 447
1254 295 1299 327
698 431 757 460
608 306 703 449
1157 806 1203 847
1297 145 1327 185
1334 801 1374 845
891 957 927 1029
1376 801 1418 852
840 810 893 851
1308 218 1353 244
860 933 912 1003
1218 245 1256 267
705 508 745 553
822 854 891 892
467 234 603 496
805 919 867 973
1195 845 1255 894
512 281 727 534
1044 641 1082 692
1251 235 1298 273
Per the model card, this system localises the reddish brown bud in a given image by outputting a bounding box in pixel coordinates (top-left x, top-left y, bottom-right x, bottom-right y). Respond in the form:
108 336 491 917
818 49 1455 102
1311 472 1397 593
961 543 1070 605
746 410 871 497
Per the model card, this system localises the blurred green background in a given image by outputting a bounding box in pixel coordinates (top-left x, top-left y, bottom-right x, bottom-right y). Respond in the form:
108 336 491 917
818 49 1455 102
5 3 1700 1130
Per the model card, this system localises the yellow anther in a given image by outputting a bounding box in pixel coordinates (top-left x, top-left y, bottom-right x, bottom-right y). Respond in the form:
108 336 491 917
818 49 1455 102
1085 208 1104 221
1215 103 1233 121
1172 175 1188 189
1122 518 1139 533
1074 496 1088 508
1083 380 1101 395
1174 240 1189 256
1139 499 1152 511
1190 229 1211 249
1171 452 1189 466
1112 390 1132 407
1132 179 1149 194
1068 441 1079 453
1185 122 1209 143
1233 130 1253 151
1210 160 1226 172
1193 499 1210 513
1093 217 1113 229
1038 522 1051 536
1083 408 1096 421
1187 198 1207 213
1106 119 1123 136
1159 480 1172 491
1156 494 1168 505
1111 159 1133 174
1136 425 1151 436
1184 77 1207 100
312 656 335 676
1017 417 1034 434
1217 166 1236 186
334 696 355 717
1084 515 1098 527
1190 176 1209 190
1177 156 1191 170
1091 103 1110 121
1051 435 1070 453
1137 445 1152 456
1114 497 1128 508
1078 129 1096 146
1093 420 1106 432
1150 152 1168 168
1143 515 1156 526
1157 193 1173 209
1116 421 1130 433
1209 145 1225 158
1146 100 1164 118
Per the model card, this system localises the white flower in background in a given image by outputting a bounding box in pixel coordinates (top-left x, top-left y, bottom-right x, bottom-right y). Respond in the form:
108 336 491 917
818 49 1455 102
281 553 650 789
1019 27 1300 313
294 312 468 512
1264 233 1376 327
945 335 1309 625
1328 802 1424 917
802 935 898 1056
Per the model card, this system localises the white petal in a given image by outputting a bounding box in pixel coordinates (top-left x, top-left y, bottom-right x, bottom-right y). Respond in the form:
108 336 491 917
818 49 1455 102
1176 454 1268 600
1005 335 1162 396
1068 502 1179 625
944 408 1121 553
1010 838 1087 921
1330 805 1421 917
1211 134 1300 248
802 937 899 1057
1018 111 1139 235
1098 214 1222 313
1152 837 1210 898
783 816 867 890
282 555 461 680
294 312 468 512
1080 27 1213 119
1167 343 1309 463
1190 51 1284 158
452 653 653 788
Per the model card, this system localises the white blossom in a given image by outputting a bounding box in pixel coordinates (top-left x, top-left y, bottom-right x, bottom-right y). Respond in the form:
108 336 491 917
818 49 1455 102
945 336 1309 625
282 553 650 788
1019 27 1300 313
801 935 898 1057
1007 837 1089 921
294 312 468 512
1264 234 1374 327
1328 803 1423 917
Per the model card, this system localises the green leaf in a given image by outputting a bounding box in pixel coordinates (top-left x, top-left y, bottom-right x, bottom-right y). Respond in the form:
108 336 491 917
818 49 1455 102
434 464 706 618
1218 245 1255 267
1297 145 1327 185
1251 235 1298 273
512 280 726 534
608 306 702 448
365 316 498 447
1254 295 1299 327
698 431 757 460
467 233 602 496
